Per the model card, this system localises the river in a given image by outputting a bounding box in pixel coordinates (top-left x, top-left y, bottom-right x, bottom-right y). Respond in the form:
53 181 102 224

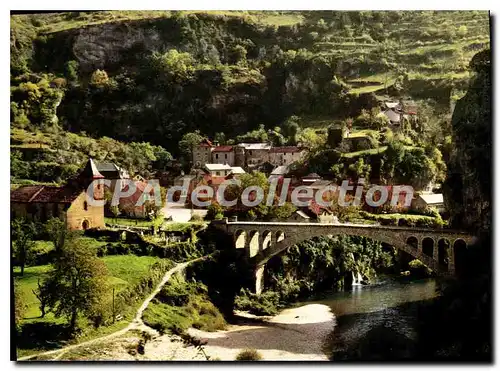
307 276 439 361
185 276 440 361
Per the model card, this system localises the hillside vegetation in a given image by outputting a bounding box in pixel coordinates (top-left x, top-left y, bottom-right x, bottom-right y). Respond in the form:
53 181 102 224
10 10 490 183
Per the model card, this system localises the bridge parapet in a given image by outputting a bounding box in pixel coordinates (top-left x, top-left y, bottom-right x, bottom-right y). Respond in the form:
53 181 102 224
210 220 476 294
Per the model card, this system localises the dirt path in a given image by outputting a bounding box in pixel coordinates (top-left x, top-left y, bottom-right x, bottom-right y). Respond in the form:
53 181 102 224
17 256 208 362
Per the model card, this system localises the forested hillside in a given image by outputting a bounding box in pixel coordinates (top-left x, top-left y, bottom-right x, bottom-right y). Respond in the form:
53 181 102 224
10 10 490 183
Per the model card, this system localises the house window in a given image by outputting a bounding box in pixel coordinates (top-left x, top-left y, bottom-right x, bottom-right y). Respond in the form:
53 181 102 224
84 201 88 211
249 150 253 155
225 154 228 159
216 171 220 176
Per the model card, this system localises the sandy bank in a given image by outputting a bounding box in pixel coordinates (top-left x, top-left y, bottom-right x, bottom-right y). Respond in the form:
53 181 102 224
57 303 336 361
186 303 336 361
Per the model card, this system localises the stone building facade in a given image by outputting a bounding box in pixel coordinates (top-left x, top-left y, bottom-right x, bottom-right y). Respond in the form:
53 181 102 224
269 146 306 166
192 139 213 168
211 146 235 166
11 159 105 230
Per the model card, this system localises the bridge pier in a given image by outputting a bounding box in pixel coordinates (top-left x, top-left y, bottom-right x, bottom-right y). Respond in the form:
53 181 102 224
448 245 455 275
255 265 265 295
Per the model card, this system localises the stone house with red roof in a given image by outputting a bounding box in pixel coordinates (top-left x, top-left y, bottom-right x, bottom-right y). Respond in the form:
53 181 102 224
211 145 235 166
192 138 213 168
11 159 105 230
116 180 157 218
269 146 306 166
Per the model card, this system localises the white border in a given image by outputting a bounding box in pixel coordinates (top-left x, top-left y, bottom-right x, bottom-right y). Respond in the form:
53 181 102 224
2 3 497 371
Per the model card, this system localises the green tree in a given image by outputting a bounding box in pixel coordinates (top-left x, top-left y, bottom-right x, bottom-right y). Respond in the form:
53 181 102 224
11 218 36 276
348 158 371 179
11 150 30 179
206 203 224 220
110 205 120 223
327 122 346 148
150 49 196 83
282 116 300 145
269 202 297 220
90 69 109 87
65 60 79 82
45 217 67 253
43 238 109 331
297 128 326 151
230 45 247 65
214 132 226 145
179 130 205 165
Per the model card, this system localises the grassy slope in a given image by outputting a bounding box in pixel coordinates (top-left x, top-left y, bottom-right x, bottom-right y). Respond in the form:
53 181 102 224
15 254 161 321
14 254 162 357
14 10 303 35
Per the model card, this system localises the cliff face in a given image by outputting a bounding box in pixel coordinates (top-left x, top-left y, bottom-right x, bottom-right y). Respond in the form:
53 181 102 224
443 49 491 232
11 12 490 156
71 23 163 72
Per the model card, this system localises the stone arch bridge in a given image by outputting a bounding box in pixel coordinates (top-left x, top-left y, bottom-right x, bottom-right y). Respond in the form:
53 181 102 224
211 219 476 294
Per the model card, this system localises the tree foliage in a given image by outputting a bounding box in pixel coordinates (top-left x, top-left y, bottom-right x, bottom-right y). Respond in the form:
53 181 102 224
42 238 109 331
11 218 36 276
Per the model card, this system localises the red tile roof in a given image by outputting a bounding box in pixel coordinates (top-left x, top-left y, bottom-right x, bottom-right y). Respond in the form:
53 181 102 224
199 139 213 147
10 186 44 202
11 185 83 204
212 146 233 152
120 181 156 207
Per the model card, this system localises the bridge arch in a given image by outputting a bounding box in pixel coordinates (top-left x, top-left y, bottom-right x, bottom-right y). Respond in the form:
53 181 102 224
422 237 434 258
453 238 468 275
275 230 285 244
249 230 260 258
255 227 439 273
234 230 246 249
262 230 272 251
212 220 476 286
406 236 418 250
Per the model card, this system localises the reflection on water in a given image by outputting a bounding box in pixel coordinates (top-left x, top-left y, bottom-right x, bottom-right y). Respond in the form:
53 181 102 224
306 277 439 360
315 278 438 316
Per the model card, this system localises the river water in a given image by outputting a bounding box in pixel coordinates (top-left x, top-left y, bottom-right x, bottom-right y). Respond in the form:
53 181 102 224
305 277 439 361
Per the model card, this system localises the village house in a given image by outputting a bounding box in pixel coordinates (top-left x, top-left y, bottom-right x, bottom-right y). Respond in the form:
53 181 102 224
192 138 213 168
11 159 105 230
383 107 402 126
229 166 246 176
268 165 289 181
204 163 233 177
211 145 235 166
303 202 339 224
118 180 158 218
97 161 129 193
412 193 445 213
236 143 272 168
269 146 306 166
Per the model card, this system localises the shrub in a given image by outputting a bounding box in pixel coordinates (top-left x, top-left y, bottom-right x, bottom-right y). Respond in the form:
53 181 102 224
234 288 280 315
236 349 263 361
190 214 203 222
379 217 398 226
142 277 226 334
408 259 432 277
206 203 224 220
